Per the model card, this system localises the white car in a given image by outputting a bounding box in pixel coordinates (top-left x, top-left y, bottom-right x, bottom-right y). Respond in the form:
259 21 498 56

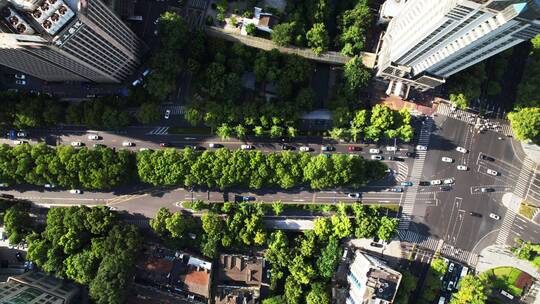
12 140 25 145
487 169 499 176
139 148 150 152
0 183 9 188
44 184 56 188
441 157 453 163
489 213 500 220
443 178 455 185
87 134 100 140
69 189 82 194
386 146 397 152
164 109 171 119
456 147 468 153
416 145 427 151
457 165 468 171
241 144 254 150
122 141 134 147
299 146 311 152
430 179 442 185
369 148 380 154
348 193 360 199
14 74 25 80
15 80 26 85
71 141 83 147
371 155 383 160
16 131 27 137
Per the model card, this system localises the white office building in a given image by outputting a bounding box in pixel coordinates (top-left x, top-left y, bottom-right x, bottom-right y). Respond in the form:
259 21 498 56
377 0 540 92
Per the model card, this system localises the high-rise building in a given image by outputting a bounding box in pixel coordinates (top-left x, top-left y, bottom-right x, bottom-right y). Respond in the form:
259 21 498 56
0 0 143 83
377 0 540 92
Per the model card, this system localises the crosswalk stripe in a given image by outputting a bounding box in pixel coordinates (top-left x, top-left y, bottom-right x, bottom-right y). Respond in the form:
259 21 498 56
436 103 513 136
147 127 169 135
496 209 516 245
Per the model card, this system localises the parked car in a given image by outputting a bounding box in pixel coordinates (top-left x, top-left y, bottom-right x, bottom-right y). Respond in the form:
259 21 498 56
469 212 482 217
139 148 151 152
419 181 431 186
12 140 26 145
241 144 254 150
401 181 413 187
321 146 335 152
369 148 380 154
15 80 26 85
416 145 427 151
159 142 171 147
14 74 25 80
489 213 500 220
164 109 171 119
0 183 9 188
441 157 453 163
87 134 100 140
44 184 56 189
487 169 499 176
388 156 404 161
386 146 397 151
430 179 442 185
443 178 455 185
348 193 361 199
70 141 83 147
208 143 223 148
481 187 494 192
122 141 134 147
299 146 311 152
371 155 383 160
456 146 468 153
281 144 293 150
370 242 383 248
481 154 495 161
348 146 361 152
16 131 27 137
457 165 468 171
69 189 82 194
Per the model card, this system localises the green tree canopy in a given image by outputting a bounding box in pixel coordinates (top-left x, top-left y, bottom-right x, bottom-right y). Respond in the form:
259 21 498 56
508 107 540 142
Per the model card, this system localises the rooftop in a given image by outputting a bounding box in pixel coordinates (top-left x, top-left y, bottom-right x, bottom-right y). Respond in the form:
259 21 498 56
218 254 264 287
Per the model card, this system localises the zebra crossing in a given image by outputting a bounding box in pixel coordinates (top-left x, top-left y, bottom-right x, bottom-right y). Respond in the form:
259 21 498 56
398 117 433 230
440 245 479 266
395 162 409 182
398 230 440 251
162 105 185 115
436 103 513 136
514 158 535 199
496 208 516 245
147 126 169 135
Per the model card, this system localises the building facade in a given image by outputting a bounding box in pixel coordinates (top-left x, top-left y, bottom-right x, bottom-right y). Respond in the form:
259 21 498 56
377 0 540 92
0 271 79 304
0 0 143 83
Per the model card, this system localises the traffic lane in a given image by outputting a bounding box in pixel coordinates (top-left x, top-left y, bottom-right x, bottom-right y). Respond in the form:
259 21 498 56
510 217 540 244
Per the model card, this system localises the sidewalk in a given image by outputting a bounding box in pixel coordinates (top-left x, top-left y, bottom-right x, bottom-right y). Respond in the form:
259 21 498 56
476 245 539 279
522 141 540 166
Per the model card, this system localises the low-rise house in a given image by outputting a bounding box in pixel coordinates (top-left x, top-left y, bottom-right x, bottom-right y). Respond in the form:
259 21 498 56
214 254 265 304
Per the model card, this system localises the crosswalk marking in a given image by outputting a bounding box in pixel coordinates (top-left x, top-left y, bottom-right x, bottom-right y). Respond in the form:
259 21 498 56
395 162 408 182
436 103 513 136
496 208 516 245
399 230 440 251
147 127 169 135
162 105 185 115
398 117 433 230
514 157 536 200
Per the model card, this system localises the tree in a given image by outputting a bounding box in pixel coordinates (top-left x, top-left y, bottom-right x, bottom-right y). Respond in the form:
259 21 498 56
313 217 332 240
508 107 540 142
235 124 247 139
449 93 468 110
287 126 298 138
450 275 489 304
245 23 256 35
329 128 348 141
272 201 284 215
263 296 286 304
344 56 371 90
216 123 233 140
306 282 330 304
330 215 352 238
136 102 161 124
272 22 295 46
184 107 203 126
350 109 367 141
253 126 265 137
316 237 341 279
165 212 187 239
377 217 398 240
394 270 418 304
306 23 329 55
284 275 303 304
270 125 284 138
4 205 31 244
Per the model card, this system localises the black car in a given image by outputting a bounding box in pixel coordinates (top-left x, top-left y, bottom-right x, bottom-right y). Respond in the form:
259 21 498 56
480 154 495 161
15 252 24 262
281 144 294 150
440 186 452 191
469 212 482 217
370 242 383 248
419 181 431 186
389 156 404 162
406 152 416 158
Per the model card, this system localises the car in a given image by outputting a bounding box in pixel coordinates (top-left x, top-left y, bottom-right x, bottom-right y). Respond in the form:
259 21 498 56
159 142 171 147
16 131 27 137
70 141 83 147
371 155 383 160
208 143 223 148
281 144 293 150
469 212 482 217
299 146 311 152
386 146 397 151
0 194 14 199
122 141 134 147
419 181 431 186
448 263 455 273
348 146 361 152
405 152 416 157
370 242 383 248
457 165 468 171
480 154 495 161
241 144 254 150
348 193 361 199
93 144 106 148
69 189 82 194
164 109 171 119
388 156 404 161
15 252 24 262
44 183 56 188
321 146 335 152
456 147 468 153
0 183 9 188
369 148 380 154
12 140 26 145
188 145 205 151
388 187 403 192
489 213 500 220
480 187 494 193
401 181 413 187
447 281 455 291
441 157 453 163
87 134 100 140
154 17 160 25
15 80 26 85
139 148 151 152
142 69 151 77
14 74 25 80
440 186 452 191
487 169 499 176
235 195 255 202
132 78 142 86
443 178 455 185
416 145 427 151
430 179 442 185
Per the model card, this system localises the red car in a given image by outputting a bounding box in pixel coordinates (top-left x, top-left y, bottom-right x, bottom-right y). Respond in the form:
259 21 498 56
159 142 171 147
348 146 361 152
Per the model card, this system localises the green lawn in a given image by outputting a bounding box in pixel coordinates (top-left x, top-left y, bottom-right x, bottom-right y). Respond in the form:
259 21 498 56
168 127 212 135
519 201 537 219
482 267 523 297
